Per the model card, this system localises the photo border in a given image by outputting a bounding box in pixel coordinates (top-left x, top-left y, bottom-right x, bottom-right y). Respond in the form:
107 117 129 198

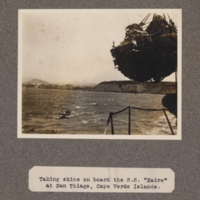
18 9 182 140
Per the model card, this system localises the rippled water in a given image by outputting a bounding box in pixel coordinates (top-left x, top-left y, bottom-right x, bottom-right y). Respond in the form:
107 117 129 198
22 88 177 135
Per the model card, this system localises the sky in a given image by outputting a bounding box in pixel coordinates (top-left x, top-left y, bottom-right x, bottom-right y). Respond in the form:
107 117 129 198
19 9 180 84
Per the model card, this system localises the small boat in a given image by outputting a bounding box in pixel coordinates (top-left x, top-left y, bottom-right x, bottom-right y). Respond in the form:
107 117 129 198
58 110 71 119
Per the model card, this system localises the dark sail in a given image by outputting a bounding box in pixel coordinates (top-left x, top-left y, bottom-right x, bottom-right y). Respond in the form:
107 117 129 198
110 14 177 82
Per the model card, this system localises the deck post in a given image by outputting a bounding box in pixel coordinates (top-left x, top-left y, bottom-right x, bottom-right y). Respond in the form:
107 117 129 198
128 106 131 135
162 109 175 135
110 113 114 135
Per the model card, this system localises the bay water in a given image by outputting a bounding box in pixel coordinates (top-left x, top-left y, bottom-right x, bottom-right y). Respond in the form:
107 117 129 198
22 88 176 135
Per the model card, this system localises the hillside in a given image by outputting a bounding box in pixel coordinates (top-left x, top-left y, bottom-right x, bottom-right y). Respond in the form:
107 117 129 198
22 79 94 90
92 81 176 94
24 78 49 85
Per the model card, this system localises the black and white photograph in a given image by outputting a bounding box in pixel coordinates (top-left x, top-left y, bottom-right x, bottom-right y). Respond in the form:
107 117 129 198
18 9 182 139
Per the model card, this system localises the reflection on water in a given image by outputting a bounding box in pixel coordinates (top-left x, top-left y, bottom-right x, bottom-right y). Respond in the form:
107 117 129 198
22 88 176 135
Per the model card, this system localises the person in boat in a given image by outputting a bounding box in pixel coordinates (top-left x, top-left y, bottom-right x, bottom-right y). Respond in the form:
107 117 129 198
59 109 71 117
64 109 71 115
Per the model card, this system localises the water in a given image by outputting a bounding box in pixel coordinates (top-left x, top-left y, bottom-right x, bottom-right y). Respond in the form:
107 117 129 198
22 88 177 135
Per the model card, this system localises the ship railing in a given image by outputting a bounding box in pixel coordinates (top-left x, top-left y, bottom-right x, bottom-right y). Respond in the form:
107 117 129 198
104 106 175 135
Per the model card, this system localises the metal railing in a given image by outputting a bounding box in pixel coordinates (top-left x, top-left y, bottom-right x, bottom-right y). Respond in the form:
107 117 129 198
104 106 175 135
104 106 131 135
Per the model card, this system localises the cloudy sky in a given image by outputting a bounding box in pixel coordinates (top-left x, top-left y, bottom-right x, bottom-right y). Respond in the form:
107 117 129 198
19 9 180 84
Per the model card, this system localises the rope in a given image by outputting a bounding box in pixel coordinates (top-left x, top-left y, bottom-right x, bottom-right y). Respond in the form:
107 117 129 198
110 106 130 115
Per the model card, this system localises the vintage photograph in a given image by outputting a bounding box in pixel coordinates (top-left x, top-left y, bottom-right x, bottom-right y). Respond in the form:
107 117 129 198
18 9 182 139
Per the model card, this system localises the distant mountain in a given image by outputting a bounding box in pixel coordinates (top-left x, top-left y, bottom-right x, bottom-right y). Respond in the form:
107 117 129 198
24 78 49 85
